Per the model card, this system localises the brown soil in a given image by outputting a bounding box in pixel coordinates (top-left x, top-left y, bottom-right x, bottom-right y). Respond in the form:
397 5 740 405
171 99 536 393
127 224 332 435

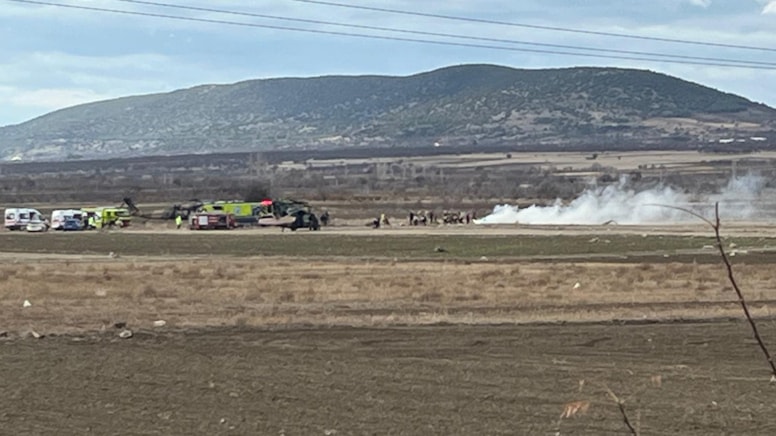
2 223 776 434
2 322 775 435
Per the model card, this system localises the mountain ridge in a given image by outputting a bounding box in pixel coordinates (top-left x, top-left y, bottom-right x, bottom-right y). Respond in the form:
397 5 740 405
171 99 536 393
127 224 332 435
1 64 773 160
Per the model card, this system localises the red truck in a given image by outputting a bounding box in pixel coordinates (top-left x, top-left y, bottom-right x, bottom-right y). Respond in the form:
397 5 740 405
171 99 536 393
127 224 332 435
189 212 236 230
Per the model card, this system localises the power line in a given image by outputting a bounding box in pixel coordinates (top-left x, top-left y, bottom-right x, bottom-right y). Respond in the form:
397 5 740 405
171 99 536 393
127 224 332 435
8 0 776 70
293 0 776 53
112 0 776 68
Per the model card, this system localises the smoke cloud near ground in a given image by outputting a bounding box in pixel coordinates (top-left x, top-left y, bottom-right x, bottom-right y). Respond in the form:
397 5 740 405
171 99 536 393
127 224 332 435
475 176 768 225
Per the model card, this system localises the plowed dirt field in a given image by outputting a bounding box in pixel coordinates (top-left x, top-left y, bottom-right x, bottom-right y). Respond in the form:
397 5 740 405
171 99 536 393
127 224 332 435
2 225 776 434
2 322 776 435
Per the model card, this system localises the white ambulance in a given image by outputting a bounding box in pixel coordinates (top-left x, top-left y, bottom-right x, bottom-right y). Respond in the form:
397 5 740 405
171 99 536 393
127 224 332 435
51 209 85 230
4 208 45 231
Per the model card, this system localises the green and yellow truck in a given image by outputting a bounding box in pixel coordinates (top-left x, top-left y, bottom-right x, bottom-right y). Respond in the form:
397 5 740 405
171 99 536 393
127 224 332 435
200 201 263 226
81 207 132 229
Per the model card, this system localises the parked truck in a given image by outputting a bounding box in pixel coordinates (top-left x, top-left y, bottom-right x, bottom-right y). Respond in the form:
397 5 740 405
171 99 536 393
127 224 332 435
81 207 132 229
189 212 236 230
200 201 263 226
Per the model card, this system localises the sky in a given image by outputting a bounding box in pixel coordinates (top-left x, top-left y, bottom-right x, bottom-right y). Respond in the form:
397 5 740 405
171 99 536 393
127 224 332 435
1 0 775 127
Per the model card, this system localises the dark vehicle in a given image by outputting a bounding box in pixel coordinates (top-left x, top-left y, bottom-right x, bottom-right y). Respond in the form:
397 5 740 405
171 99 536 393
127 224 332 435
62 218 83 231
257 199 320 231
122 197 204 221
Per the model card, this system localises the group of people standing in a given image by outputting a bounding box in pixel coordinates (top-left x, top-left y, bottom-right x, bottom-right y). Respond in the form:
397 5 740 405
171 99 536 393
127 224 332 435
372 209 478 228
409 210 477 225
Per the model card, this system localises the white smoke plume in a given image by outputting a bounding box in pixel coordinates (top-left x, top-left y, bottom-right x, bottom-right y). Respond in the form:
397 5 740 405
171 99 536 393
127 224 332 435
475 175 768 225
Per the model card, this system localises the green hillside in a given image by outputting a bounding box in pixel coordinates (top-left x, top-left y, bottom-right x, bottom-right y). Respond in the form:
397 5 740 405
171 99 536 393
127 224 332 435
0 64 773 160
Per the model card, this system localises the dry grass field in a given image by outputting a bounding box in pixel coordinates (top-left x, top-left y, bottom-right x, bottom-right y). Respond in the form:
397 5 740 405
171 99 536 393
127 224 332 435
2 255 776 335
2 225 776 434
3 146 776 434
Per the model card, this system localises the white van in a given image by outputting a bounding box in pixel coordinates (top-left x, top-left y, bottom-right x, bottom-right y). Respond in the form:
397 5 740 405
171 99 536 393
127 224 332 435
4 208 45 231
51 209 84 230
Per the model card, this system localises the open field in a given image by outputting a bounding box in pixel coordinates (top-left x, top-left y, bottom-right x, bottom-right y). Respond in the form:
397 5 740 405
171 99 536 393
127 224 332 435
2 226 776 434
305 149 776 172
3 250 776 334
2 323 776 435
2 148 775 204
1 226 776 265
3 145 776 434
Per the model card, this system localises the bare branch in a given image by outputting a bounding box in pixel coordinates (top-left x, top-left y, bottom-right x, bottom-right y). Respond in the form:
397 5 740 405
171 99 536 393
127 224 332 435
655 202 776 379
710 203 776 378
645 203 715 228
603 385 638 435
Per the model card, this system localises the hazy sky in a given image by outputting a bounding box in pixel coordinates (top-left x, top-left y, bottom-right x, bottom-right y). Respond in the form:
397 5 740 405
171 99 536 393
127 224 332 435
1 0 775 127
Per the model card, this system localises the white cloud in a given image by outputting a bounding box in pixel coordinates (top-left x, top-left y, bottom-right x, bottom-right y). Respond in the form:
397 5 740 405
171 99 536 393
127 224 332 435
0 0 775 127
0 50 256 124
8 88 115 111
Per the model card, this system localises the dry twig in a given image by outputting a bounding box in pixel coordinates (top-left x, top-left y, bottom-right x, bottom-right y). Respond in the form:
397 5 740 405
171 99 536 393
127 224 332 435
656 202 776 379
603 386 638 435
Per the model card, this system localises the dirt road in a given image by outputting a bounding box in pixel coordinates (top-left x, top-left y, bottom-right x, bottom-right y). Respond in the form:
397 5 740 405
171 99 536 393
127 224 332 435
1 322 775 435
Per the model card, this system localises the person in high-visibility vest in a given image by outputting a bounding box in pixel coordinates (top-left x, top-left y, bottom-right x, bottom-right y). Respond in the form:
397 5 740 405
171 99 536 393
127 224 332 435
87 215 96 230
175 214 182 229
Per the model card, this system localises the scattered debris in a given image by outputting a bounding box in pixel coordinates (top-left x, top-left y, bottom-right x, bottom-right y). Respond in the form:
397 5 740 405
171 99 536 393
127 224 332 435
30 330 43 339
95 289 108 297
22 300 32 308
0 331 8 338
573 282 581 290
479 256 488 261
729 242 737 249
113 321 127 329
118 329 133 339
434 246 447 253
153 320 167 328
588 237 599 243
108 252 119 258
702 245 715 250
